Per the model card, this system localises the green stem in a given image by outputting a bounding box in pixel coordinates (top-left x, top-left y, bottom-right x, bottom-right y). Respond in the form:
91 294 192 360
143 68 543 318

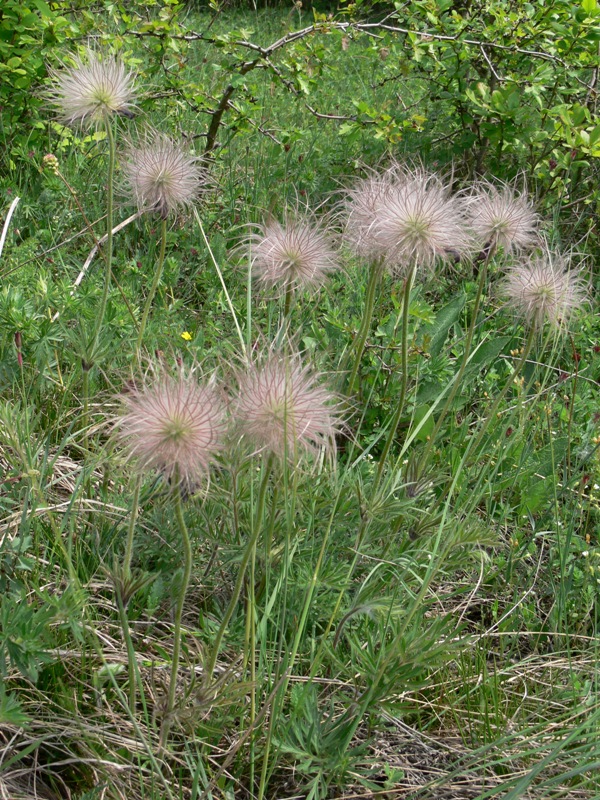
467 325 536 463
283 283 293 322
136 218 168 359
345 258 383 396
91 117 116 357
257 491 343 800
423 253 491 464
123 474 142 578
205 456 273 681
81 367 90 449
374 265 415 486
116 590 140 715
162 479 193 744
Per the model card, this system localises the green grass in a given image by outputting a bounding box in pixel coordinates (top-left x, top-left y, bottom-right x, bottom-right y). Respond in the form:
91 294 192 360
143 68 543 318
2 3 600 799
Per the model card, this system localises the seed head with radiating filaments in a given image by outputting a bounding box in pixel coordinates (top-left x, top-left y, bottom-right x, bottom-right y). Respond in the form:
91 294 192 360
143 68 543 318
245 215 340 292
47 49 136 128
502 248 586 331
235 354 342 461
121 132 207 219
463 180 539 255
344 163 472 275
114 373 227 485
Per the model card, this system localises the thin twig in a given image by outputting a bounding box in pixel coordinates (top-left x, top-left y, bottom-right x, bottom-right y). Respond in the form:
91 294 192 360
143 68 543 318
0 196 20 263
51 211 143 322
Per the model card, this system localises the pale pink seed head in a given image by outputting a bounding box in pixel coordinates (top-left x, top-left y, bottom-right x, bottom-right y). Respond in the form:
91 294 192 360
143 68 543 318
114 373 227 485
502 248 586 331
121 132 206 219
47 49 136 128
344 163 472 276
246 215 339 292
463 180 540 255
235 354 342 461
343 172 393 263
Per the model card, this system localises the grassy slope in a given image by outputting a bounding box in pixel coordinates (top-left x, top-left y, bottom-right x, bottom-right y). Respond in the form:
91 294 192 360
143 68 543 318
1 6 600 800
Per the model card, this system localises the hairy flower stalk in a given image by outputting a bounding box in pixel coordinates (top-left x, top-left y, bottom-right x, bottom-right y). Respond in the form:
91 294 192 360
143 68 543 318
424 184 539 466
122 132 207 356
114 370 226 728
205 355 341 686
468 247 586 464
48 49 137 370
345 164 471 485
343 163 471 399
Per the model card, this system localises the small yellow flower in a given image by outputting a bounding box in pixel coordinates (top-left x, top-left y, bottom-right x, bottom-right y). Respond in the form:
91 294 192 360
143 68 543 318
181 331 192 341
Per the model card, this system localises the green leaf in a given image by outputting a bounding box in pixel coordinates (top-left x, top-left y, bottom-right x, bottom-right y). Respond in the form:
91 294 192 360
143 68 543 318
422 293 466 358
31 0 53 16
411 404 435 443
581 0 598 13
464 336 512 375
0 688 30 726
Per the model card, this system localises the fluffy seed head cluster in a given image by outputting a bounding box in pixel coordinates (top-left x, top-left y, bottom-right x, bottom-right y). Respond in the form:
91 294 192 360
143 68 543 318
47 49 136 128
234 354 341 461
114 373 226 485
464 181 539 255
246 216 339 292
502 249 586 330
344 164 472 275
121 132 206 219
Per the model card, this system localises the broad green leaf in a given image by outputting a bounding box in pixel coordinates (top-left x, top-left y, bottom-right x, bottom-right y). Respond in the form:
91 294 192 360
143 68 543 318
423 293 466 358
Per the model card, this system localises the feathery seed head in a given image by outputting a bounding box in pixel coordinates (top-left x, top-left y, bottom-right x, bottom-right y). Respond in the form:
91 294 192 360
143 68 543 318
47 49 136 128
121 132 206 219
344 164 471 275
246 215 339 292
502 248 586 331
114 372 227 485
343 173 391 263
235 353 342 461
464 181 539 255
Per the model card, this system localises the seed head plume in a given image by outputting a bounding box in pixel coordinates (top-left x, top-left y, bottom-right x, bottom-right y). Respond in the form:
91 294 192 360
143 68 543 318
502 246 586 331
121 131 207 219
464 180 539 256
113 370 227 486
344 163 472 276
47 48 136 128
234 351 342 462
243 213 340 293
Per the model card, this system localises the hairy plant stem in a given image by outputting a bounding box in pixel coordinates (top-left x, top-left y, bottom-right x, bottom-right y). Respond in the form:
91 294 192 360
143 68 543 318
205 455 274 682
374 265 416 487
123 475 142 578
136 218 167 359
257 491 344 800
333 544 448 755
162 476 193 745
81 367 91 450
283 283 293 320
116 591 140 714
116 474 143 713
423 251 493 465
345 258 383 396
467 324 537 463
91 117 116 357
